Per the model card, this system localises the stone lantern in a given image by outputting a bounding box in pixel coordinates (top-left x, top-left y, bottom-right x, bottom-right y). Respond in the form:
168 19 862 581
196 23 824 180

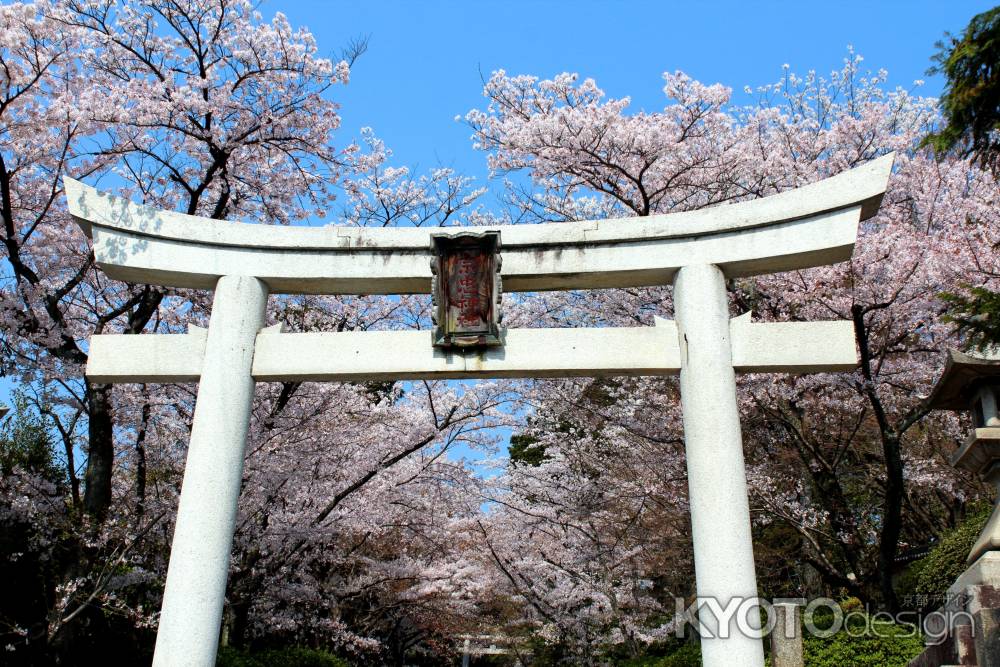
927 349 1000 565
920 349 1000 667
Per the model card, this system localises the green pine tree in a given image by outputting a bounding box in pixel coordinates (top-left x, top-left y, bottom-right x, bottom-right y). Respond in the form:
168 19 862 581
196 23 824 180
928 7 1000 350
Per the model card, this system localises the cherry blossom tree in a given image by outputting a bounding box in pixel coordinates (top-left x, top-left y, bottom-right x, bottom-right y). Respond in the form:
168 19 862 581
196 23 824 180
63 0 358 520
466 51 999 656
4 0 1000 661
1 0 355 525
0 1 488 662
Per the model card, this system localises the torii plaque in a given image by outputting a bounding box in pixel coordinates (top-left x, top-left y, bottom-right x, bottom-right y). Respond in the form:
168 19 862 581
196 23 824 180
430 230 504 348
66 154 894 667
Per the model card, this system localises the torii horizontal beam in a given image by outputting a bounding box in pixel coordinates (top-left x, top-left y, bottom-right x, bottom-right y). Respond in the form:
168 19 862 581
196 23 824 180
64 155 892 295
85 316 857 384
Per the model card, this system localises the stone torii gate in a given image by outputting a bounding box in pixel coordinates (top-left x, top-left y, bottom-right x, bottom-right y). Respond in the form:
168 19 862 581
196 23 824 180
65 154 893 667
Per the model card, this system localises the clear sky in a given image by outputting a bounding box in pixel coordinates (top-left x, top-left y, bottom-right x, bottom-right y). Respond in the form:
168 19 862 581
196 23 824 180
269 0 996 473
7 1 996 470
277 0 996 188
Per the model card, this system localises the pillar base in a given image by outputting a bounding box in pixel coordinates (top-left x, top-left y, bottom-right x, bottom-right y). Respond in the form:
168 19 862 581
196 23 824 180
908 552 1000 667
950 552 1000 596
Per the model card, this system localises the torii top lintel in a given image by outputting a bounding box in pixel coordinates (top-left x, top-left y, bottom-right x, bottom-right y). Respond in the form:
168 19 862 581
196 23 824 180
64 154 893 295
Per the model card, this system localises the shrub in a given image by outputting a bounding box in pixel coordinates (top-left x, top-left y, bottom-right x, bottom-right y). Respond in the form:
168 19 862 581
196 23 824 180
801 613 923 667
615 642 701 666
217 646 349 667
656 643 700 666
903 502 993 599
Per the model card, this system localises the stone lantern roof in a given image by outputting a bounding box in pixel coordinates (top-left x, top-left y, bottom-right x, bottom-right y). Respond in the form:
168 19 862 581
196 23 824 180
926 348 1000 411
927 349 1000 480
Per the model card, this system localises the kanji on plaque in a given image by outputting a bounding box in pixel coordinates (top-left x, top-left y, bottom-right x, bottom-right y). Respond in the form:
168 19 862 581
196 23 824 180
430 231 504 348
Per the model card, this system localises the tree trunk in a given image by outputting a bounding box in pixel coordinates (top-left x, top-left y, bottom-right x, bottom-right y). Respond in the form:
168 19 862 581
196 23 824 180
877 433 904 613
82 381 114 520
81 289 164 522
134 398 150 520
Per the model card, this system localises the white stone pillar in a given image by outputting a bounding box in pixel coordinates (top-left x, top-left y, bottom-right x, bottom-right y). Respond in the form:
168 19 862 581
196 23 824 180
673 264 764 667
152 276 268 667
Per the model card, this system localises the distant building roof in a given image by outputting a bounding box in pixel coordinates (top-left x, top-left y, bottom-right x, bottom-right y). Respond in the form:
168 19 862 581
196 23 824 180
894 541 936 564
927 349 1000 411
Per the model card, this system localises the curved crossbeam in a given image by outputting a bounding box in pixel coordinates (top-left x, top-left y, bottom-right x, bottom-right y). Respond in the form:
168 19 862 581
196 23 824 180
65 154 893 294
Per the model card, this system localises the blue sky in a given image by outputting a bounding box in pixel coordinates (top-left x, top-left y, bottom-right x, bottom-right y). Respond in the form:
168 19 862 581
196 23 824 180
6 1 995 472
278 0 995 188
271 0 995 472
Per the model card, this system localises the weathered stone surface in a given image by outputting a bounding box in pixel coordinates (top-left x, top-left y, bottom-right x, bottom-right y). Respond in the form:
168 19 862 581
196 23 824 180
674 264 764 667
770 603 803 667
976 606 1000 666
64 155 893 295
86 318 857 383
152 276 268 667
969 586 1000 667
950 548 1000 597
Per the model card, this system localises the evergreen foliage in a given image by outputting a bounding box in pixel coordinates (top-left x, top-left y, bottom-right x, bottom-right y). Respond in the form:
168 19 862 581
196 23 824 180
216 646 350 667
901 502 993 598
941 286 1000 352
508 434 548 466
929 6 1000 365
801 614 923 667
925 6 1000 175
0 394 60 482
615 642 701 666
